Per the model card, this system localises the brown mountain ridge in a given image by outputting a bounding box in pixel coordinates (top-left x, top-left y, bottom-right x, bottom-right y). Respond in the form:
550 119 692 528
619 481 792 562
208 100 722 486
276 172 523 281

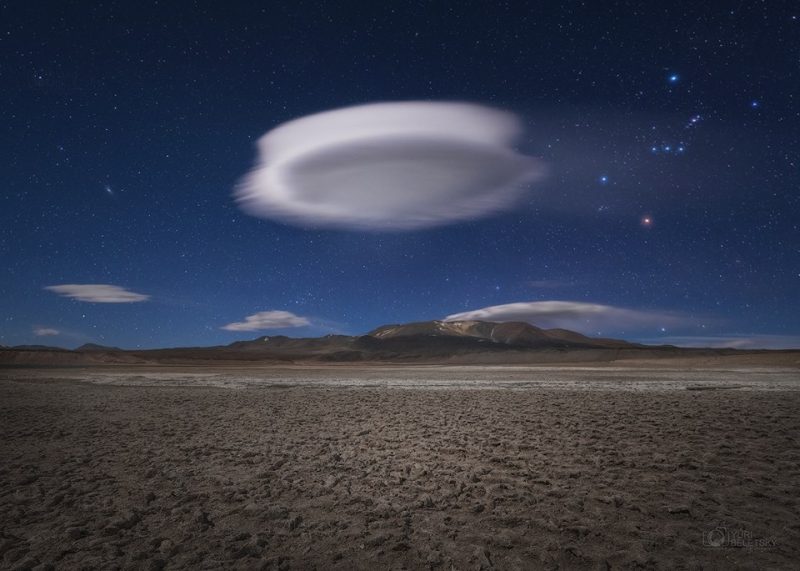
1 320 798 367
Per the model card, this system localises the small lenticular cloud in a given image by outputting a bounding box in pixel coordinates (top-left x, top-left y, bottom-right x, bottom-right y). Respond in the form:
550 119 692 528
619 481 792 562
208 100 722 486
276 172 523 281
45 284 150 303
34 327 60 336
235 101 546 230
222 310 310 332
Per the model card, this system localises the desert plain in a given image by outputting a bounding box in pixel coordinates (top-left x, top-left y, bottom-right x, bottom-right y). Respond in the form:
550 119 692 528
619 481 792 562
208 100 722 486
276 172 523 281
1 364 799 570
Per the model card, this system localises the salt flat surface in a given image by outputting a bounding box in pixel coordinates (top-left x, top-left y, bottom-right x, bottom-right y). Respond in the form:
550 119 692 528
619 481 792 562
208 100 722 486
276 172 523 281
3 373 799 569
8 366 799 391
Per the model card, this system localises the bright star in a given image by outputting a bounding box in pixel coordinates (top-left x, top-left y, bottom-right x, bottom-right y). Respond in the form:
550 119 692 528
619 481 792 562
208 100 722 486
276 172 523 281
750 100 760 108
641 215 653 227
105 185 114 195
668 74 679 83
599 175 608 184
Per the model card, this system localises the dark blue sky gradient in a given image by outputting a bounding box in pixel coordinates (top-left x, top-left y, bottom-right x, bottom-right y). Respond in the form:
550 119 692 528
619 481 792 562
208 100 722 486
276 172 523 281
1 2 798 348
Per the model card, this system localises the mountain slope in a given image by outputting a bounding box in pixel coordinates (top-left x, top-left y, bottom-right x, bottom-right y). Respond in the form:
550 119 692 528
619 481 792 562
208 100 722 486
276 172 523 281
542 328 634 349
367 320 633 349
76 343 123 352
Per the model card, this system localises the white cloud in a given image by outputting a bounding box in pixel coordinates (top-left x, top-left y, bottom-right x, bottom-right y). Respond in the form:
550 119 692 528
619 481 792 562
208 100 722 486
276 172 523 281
33 327 60 336
45 284 150 303
221 310 310 332
641 335 800 350
445 300 688 334
235 101 545 230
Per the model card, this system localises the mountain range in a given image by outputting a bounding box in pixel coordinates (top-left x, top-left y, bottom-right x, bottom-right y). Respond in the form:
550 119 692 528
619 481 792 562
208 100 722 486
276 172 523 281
1 320 796 367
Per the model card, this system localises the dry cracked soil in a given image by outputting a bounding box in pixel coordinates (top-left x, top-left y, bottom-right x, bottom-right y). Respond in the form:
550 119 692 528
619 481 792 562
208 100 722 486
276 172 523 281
1 371 799 570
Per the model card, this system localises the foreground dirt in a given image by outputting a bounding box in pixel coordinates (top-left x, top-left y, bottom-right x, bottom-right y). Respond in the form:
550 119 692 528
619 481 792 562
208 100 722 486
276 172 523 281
1 376 799 570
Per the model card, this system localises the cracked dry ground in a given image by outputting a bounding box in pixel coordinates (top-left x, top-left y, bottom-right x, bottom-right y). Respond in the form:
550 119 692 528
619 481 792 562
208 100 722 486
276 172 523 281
1 377 799 570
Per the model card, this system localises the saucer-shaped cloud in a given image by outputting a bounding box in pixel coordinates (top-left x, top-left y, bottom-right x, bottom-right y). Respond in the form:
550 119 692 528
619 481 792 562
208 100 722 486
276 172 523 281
222 310 310 332
45 284 150 303
236 102 545 230
34 327 60 336
445 301 687 333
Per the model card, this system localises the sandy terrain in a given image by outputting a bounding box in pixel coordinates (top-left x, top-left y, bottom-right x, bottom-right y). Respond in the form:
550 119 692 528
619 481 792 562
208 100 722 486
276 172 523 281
1 366 799 570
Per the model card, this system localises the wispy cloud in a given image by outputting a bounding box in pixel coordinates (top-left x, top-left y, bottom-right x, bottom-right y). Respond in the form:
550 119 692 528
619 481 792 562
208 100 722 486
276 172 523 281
641 335 800 350
236 101 546 230
44 284 150 303
221 310 310 332
445 300 689 334
33 327 60 336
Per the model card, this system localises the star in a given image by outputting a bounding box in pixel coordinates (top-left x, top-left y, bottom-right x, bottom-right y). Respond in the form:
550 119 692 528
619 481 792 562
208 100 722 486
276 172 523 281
104 185 114 195
668 74 679 83
686 114 701 128
641 215 653 227
750 100 760 108
651 143 686 155
599 175 609 184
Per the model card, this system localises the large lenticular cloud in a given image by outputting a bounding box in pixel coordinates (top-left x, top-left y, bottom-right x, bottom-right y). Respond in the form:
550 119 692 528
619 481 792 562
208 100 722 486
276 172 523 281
445 301 689 334
235 102 545 230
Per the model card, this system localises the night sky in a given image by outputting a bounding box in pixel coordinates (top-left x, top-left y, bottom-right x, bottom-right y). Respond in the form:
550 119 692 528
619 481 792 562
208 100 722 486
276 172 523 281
2 2 798 349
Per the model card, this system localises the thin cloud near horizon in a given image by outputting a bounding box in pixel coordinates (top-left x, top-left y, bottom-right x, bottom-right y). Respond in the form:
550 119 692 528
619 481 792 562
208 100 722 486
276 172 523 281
638 334 800 350
33 327 60 336
221 310 311 332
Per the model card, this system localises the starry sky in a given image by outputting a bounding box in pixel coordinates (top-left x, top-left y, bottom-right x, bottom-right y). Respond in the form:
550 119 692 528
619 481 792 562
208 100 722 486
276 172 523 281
2 2 798 349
